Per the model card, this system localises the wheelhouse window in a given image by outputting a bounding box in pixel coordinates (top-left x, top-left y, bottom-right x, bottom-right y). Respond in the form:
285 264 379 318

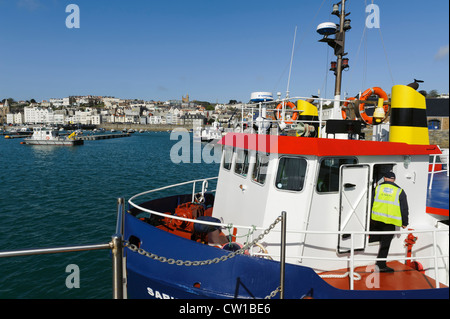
252 152 269 185
275 157 307 191
316 157 357 193
234 149 250 177
222 145 233 170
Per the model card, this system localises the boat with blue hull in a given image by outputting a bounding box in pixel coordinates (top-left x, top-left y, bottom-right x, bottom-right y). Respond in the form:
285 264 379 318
124 210 447 299
120 1 448 299
124 130 448 299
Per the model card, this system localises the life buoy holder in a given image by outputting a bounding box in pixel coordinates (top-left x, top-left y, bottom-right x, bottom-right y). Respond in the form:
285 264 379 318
359 87 389 125
341 97 357 120
275 101 298 124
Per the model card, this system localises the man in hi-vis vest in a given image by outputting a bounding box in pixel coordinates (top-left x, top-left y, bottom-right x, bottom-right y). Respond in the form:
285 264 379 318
370 171 409 273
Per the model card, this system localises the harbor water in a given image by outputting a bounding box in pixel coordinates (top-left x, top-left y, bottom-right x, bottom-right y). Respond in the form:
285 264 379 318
0 131 219 298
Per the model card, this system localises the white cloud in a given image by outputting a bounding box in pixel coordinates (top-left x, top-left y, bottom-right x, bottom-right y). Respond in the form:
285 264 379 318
434 45 449 60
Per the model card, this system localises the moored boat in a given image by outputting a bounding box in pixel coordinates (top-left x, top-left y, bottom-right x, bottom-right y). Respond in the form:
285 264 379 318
194 121 227 143
120 1 448 299
22 127 83 146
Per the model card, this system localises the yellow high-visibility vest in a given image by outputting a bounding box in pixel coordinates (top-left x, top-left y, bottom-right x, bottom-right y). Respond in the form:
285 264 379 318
371 184 403 227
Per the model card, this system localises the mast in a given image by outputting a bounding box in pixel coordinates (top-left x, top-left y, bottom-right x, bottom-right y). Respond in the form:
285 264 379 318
334 0 346 99
286 26 298 99
317 0 351 119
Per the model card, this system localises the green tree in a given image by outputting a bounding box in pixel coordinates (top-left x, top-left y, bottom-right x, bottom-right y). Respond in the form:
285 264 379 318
419 90 427 97
428 90 439 98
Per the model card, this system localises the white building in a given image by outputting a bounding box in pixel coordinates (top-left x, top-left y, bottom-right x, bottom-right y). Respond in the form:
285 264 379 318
91 114 101 125
148 115 162 124
5 113 22 125
46 111 65 125
24 107 47 124
74 109 98 125
165 107 183 125
23 107 66 125
110 114 125 123
49 98 71 107
102 97 122 108
6 113 13 124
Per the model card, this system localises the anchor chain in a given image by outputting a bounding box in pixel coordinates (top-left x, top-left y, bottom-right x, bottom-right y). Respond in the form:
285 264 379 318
123 215 283 298
124 215 282 265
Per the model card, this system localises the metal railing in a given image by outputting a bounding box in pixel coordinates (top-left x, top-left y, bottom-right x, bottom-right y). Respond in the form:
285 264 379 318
0 198 127 299
429 151 449 189
128 178 449 292
262 227 449 290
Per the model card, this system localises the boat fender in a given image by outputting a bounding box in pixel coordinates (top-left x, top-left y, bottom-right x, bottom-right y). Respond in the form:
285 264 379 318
194 216 221 234
275 101 298 124
222 242 248 255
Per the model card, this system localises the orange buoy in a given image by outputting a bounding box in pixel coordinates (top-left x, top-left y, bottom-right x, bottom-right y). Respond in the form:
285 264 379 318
359 87 389 124
276 102 298 124
342 97 357 120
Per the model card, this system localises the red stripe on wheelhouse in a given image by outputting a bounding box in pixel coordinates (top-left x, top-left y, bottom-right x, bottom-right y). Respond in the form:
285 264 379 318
219 133 441 156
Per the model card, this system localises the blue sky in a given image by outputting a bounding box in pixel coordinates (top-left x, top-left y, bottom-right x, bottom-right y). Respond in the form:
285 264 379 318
1 0 448 103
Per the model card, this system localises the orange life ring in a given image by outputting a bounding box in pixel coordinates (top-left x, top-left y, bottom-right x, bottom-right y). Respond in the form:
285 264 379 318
359 87 389 124
276 101 298 124
342 97 357 120
46 136 50 140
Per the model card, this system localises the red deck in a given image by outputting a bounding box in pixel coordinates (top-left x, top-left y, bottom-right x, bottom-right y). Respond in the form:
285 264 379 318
320 261 447 291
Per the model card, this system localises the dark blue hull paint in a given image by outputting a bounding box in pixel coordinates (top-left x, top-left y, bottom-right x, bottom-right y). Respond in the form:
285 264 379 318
427 173 449 212
124 212 449 299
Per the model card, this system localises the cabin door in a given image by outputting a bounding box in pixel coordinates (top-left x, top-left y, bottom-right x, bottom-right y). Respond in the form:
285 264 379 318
338 164 371 253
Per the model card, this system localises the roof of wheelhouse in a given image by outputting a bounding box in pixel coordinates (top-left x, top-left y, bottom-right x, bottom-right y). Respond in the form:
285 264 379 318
218 133 441 157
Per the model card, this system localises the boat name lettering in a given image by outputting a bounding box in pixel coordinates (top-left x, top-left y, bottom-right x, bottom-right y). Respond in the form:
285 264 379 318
146 287 174 299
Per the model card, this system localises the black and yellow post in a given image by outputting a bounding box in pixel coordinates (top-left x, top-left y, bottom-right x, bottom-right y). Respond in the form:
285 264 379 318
389 85 429 145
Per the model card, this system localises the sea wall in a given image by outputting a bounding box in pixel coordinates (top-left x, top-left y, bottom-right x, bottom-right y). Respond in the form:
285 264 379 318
429 130 449 148
99 123 448 148
362 128 449 148
97 123 194 132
